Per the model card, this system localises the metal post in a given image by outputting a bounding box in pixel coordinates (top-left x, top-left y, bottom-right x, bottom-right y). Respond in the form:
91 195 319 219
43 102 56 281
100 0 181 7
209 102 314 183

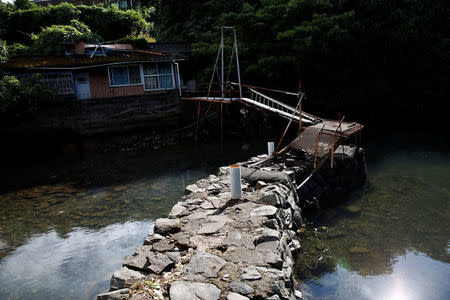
234 28 242 99
298 92 303 134
221 27 224 100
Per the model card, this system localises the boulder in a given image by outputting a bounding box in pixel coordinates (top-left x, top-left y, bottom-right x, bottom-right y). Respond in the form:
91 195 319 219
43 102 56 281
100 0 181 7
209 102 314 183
185 184 203 194
123 245 152 270
147 252 174 274
183 251 227 281
229 281 254 295
250 205 278 218
110 267 146 290
239 266 262 281
169 281 221 300
241 168 289 183
144 233 165 245
227 293 250 300
154 218 181 235
198 221 227 235
152 239 174 252
169 204 189 218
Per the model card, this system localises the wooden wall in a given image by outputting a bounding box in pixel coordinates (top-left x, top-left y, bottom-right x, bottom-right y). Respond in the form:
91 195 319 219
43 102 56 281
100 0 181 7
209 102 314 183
89 68 145 99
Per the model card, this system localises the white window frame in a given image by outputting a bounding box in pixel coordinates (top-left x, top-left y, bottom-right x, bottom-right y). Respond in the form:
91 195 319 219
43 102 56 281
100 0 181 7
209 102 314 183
108 65 143 87
142 62 176 92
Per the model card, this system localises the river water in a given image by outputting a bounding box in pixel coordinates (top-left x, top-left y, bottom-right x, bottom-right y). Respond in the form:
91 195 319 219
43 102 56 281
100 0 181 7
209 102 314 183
0 133 448 299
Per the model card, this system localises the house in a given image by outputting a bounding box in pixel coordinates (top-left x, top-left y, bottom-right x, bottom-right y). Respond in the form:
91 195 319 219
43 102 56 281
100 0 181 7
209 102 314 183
3 41 190 100
1 41 192 134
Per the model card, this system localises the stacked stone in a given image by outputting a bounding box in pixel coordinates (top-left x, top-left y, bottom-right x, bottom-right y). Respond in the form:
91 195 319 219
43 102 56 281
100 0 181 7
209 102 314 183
98 154 305 300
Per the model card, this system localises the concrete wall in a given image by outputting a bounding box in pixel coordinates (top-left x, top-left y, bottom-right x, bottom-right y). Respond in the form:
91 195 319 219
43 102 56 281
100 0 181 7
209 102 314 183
35 90 182 135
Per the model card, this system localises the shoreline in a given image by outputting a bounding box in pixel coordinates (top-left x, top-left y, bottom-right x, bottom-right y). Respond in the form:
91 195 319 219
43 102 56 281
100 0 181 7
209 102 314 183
97 146 367 300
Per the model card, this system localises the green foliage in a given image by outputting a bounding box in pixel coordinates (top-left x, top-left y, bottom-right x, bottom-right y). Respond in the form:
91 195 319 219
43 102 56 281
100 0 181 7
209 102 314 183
13 0 35 10
155 0 450 106
0 39 7 62
7 43 30 57
77 5 148 41
114 36 155 48
31 24 100 55
0 74 57 115
1 3 149 45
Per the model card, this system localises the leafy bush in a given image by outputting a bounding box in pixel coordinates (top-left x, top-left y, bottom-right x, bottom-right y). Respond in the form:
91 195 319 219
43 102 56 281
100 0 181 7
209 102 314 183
0 39 7 62
7 43 30 57
31 24 100 55
78 5 148 41
3 4 149 44
0 74 57 115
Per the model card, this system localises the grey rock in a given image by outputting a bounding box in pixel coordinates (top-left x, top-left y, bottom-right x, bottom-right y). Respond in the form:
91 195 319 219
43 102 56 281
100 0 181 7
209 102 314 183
259 193 279 206
96 288 130 300
154 218 181 235
110 267 146 290
186 198 204 205
147 252 174 274
144 233 165 245
185 184 202 194
152 239 174 252
289 239 301 252
241 167 289 183
265 295 281 300
171 232 190 247
198 221 226 235
169 281 221 300
294 290 303 299
229 281 254 295
239 266 262 280
250 205 278 218
255 181 268 190
227 293 250 300
254 228 280 244
184 251 226 280
200 201 215 210
123 245 152 270
166 251 181 263
263 219 279 230
207 183 222 192
169 204 189 218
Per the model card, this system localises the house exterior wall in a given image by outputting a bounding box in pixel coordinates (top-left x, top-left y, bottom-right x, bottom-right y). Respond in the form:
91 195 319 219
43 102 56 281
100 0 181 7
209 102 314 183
88 64 180 100
89 68 145 99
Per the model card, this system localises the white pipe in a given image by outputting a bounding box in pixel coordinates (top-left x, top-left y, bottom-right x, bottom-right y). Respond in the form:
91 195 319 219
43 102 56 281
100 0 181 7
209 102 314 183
267 142 275 156
230 164 242 199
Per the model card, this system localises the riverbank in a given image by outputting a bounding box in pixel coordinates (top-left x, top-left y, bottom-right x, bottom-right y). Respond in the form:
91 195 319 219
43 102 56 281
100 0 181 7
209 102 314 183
97 146 366 300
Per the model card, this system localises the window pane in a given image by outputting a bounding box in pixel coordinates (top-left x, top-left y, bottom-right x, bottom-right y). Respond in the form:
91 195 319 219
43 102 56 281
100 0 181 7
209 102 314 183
157 62 172 75
144 76 158 90
111 67 129 85
143 63 157 75
159 75 173 89
128 66 141 84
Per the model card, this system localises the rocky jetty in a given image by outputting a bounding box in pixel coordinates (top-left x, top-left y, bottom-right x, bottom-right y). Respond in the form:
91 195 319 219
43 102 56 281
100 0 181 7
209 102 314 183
97 146 366 300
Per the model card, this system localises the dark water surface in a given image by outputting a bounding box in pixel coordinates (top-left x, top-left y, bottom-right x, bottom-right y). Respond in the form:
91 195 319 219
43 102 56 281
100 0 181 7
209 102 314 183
296 133 450 300
0 132 449 300
0 139 265 300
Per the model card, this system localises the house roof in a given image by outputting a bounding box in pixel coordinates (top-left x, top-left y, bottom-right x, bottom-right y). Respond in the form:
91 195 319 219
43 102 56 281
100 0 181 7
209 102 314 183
1 42 191 71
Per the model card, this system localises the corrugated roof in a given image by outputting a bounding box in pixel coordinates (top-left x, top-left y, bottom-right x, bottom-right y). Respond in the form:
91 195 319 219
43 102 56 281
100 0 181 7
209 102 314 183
1 50 184 71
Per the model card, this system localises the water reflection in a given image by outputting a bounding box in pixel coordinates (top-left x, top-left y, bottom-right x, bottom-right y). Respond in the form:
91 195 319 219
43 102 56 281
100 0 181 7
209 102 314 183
0 221 152 300
296 138 450 299
0 139 265 299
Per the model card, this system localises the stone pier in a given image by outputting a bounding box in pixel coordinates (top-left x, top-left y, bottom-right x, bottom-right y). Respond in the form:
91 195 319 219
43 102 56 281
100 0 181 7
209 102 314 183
97 146 366 300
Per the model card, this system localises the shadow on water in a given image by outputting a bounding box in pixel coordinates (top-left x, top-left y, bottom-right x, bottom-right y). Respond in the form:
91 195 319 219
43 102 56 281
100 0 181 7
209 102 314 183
295 131 450 300
0 136 268 300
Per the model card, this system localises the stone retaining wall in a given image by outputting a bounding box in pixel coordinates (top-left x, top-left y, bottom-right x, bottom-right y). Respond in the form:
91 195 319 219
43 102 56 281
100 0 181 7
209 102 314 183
97 146 366 300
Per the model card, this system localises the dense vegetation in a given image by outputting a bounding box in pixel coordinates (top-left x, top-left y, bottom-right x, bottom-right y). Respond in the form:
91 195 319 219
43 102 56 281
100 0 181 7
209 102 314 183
155 0 450 123
0 0 151 116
